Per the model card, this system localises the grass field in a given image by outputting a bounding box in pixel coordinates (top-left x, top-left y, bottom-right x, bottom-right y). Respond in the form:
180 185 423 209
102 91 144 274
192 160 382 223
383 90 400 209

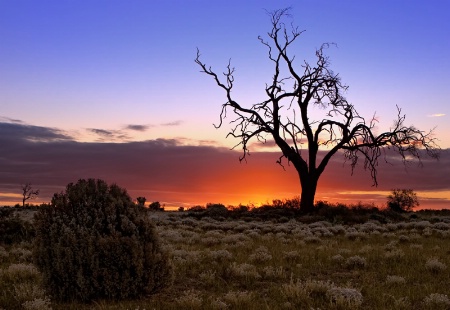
1 209 449 309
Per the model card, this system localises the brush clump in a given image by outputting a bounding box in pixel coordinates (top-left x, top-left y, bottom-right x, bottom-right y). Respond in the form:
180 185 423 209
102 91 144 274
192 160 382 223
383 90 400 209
33 178 173 302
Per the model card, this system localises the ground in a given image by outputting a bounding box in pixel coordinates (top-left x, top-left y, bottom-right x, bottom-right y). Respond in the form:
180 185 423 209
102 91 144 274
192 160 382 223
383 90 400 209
1 209 449 309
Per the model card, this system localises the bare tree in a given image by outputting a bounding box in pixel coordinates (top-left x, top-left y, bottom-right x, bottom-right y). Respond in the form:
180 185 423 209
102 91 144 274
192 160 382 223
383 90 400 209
21 183 40 207
195 8 439 212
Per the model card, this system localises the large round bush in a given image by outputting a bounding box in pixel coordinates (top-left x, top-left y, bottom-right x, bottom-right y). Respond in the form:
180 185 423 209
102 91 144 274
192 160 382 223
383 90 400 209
33 179 173 302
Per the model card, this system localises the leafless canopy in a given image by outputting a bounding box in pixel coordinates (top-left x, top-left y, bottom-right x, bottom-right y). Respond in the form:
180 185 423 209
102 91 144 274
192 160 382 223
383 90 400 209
196 8 439 211
21 182 40 207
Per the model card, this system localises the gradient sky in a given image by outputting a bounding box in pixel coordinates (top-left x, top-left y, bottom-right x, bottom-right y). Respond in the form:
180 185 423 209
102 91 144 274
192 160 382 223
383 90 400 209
1 1 449 209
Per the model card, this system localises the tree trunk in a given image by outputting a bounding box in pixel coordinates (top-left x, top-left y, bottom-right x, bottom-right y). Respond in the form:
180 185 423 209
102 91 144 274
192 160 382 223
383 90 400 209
299 174 318 213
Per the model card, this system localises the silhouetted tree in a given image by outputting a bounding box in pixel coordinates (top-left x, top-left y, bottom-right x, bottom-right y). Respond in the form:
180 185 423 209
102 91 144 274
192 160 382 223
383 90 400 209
196 8 439 212
21 183 40 207
387 189 419 212
149 201 164 211
136 196 146 207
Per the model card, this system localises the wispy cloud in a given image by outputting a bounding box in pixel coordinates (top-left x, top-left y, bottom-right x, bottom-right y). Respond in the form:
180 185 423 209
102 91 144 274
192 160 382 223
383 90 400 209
161 120 183 126
88 128 115 137
427 113 446 117
0 116 24 123
125 124 149 132
86 128 130 141
171 137 219 147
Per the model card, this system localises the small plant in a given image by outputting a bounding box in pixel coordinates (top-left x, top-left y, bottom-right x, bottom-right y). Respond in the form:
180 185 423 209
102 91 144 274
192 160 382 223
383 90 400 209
386 275 406 285
345 255 367 269
326 287 363 307
175 290 203 308
33 179 173 302
425 257 447 273
248 246 272 263
423 293 450 308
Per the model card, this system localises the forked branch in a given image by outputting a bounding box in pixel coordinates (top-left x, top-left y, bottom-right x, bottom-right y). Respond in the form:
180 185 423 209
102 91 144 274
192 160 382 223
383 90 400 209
196 8 440 211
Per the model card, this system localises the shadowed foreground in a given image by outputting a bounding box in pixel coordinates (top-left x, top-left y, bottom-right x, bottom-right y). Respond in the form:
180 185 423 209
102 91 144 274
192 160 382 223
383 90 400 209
0 206 449 309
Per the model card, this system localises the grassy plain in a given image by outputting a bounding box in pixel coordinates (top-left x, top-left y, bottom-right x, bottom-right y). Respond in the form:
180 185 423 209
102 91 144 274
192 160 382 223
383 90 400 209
1 208 449 309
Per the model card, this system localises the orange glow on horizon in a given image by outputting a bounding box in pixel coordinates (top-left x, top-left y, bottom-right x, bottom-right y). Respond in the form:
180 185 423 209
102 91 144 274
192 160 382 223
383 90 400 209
2 150 448 210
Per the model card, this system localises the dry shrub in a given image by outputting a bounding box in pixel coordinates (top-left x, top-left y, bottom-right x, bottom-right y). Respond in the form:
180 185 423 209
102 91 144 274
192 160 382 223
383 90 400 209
33 179 173 302
0 213 35 245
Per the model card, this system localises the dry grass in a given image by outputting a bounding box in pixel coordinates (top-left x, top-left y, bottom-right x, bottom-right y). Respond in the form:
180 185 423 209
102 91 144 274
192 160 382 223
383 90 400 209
0 210 449 309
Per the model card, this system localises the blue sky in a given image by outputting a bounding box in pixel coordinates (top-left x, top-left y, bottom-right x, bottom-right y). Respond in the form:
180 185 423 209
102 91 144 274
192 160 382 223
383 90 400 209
1 0 449 208
1 0 449 145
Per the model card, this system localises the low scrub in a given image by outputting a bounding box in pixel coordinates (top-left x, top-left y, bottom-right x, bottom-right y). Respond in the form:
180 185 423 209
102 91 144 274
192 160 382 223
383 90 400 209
0 209 35 245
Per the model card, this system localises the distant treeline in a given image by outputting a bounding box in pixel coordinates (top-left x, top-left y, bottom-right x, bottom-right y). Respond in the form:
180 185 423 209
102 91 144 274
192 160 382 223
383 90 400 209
179 199 450 224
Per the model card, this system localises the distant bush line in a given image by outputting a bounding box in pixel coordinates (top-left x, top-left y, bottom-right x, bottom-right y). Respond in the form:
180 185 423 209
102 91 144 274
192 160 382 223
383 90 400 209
1 200 449 246
182 200 450 224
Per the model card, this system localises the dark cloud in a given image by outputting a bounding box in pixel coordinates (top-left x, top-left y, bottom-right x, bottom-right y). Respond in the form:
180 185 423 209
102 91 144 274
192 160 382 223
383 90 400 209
125 124 149 132
1 121 449 209
0 121 73 142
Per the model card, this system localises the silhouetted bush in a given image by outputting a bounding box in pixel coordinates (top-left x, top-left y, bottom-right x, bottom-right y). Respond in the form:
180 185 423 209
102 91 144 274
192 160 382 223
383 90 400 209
189 205 205 212
33 179 173 302
368 213 389 224
312 201 395 224
181 198 444 223
205 203 228 217
149 201 164 211
315 201 351 222
409 213 419 219
0 207 14 218
136 196 146 207
231 204 250 213
272 196 301 209
0 210 35 245
381 208 408 222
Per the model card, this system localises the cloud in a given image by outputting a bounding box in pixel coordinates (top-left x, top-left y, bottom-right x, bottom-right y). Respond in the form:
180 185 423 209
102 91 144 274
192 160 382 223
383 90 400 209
249 140 287 151
0 121 74 142
161 120 183 126
427 113 446 117
0 116 24 123
88 128 115 137
1 120 448 209
86 128 130 141
170 137 220 147
125 124 149 131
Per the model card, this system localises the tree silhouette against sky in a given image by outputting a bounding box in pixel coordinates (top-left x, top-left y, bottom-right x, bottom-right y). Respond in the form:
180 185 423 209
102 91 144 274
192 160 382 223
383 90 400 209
196 8 439 212
21 183 39 207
